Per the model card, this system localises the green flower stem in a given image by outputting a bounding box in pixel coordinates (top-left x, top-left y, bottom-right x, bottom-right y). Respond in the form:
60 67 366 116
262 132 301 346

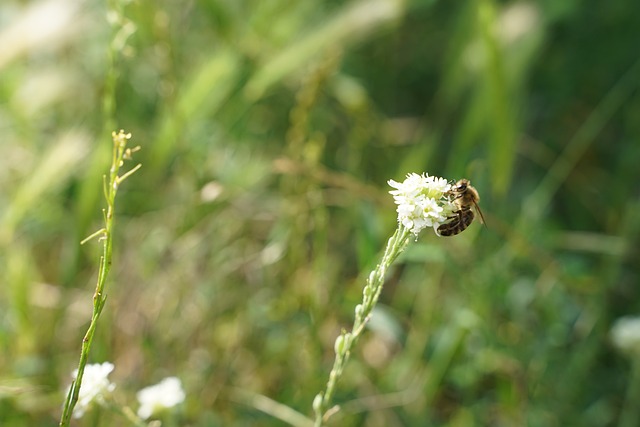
59 132 140 427
105 401 148 427
618 356 640 427
313 225 411 426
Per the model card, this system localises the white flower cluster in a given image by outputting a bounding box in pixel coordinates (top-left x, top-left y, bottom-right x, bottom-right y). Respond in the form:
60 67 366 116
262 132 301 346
136 376 186 419
611 316 640 357
67 362 185 421
388 173 454 236
71 362 116 418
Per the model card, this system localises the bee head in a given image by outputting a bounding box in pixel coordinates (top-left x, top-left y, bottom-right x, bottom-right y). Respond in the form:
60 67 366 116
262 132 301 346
455 179 469 192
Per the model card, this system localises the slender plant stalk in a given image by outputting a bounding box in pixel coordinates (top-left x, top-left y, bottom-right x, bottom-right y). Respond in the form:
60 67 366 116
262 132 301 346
105 401 149 427
60 131 141 426
618 357 640 427
312 225 411 426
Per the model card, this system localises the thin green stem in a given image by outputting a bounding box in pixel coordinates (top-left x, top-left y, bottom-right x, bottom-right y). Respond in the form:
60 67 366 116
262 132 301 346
59 132 140 426
104 401 148 427
313 226 411 426
618 357 640 427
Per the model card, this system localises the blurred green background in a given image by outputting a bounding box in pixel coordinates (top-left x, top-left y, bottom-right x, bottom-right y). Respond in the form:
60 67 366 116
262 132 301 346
1 0 640 425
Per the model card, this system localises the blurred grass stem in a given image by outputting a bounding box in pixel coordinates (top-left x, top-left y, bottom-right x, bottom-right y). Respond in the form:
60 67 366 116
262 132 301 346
313 226 411 426
59 131 140 426
618 357 640 427
105 401 148 427
230 388 314 427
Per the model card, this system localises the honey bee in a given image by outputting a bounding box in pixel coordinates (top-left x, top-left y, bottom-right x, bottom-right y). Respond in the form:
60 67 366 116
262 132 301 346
437 179 485 236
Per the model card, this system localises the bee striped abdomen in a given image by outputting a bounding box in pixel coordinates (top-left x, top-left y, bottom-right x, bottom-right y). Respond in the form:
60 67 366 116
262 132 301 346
437 207 475 236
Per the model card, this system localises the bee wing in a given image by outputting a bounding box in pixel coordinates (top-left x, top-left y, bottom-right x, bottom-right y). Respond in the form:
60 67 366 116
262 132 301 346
473 201 486 226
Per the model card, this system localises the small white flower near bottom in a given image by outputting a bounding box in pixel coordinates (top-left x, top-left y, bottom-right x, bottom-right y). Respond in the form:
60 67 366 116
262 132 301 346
136 376 186 420
611 316 640 357
388 173 455 236
69 362 116 418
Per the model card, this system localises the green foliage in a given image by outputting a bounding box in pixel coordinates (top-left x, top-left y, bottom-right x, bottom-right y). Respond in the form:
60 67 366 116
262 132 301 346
1 0 640 425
